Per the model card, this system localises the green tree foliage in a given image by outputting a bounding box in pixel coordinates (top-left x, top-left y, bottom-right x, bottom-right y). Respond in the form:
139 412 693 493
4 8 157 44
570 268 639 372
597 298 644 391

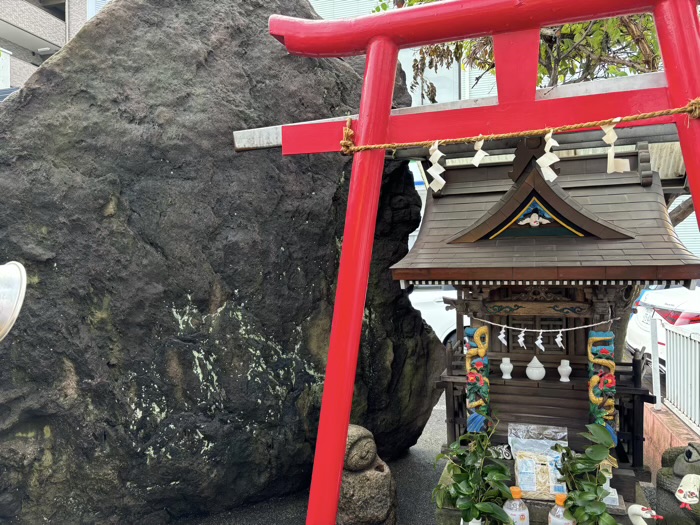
375 0 660 103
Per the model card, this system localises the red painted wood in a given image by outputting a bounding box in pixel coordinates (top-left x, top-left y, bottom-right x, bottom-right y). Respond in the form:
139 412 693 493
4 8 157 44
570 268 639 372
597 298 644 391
269 0 659 57
492 29 541 103
305 37 399 525
281 88 673 155
654 0 700 229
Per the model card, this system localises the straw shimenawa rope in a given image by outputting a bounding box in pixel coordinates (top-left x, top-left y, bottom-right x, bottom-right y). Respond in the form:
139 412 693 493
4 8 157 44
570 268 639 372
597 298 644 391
339 98 700 155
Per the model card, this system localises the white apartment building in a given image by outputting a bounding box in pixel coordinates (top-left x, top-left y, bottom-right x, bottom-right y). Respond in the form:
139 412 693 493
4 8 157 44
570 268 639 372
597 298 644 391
0 0 110 98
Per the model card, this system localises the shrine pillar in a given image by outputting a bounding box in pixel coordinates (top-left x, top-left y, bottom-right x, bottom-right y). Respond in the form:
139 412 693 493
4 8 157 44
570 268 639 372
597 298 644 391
306 36 398 525
654 0 700 228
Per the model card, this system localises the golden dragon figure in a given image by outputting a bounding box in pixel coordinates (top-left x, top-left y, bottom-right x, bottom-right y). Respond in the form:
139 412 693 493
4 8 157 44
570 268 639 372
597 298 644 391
466 325 490 410
588 333 616 421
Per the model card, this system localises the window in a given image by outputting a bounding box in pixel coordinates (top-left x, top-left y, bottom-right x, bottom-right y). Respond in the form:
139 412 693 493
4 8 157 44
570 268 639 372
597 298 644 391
0 49 11 90
88 0 112 19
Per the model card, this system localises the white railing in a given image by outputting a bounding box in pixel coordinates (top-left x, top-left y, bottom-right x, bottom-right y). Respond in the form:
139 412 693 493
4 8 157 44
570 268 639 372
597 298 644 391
665 325 700 432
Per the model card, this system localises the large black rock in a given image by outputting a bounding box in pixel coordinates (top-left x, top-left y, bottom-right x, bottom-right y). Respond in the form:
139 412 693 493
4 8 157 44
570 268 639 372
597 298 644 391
0 0 443 522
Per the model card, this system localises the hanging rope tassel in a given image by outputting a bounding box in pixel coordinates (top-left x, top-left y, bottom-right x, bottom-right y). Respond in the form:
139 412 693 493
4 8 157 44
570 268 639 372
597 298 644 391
340 117 355 156
691 98 700 119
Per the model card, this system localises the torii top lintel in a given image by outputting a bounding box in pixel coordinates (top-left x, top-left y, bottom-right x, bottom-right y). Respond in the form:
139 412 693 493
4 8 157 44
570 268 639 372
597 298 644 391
269 0 700 157
270 0 658 58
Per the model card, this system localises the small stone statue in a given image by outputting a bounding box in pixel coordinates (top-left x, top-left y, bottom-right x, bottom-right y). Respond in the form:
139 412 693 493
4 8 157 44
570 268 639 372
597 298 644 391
677 474 700 510
655 442 700 524
337 425 397 525
627 504 663 524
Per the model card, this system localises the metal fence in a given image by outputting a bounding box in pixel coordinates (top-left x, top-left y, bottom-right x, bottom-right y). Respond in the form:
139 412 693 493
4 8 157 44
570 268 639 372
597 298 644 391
665 325 700 431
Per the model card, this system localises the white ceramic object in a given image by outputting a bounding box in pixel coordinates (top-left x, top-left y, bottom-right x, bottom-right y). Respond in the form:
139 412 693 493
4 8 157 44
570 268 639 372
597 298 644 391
558 359 572 382
675 473 700 506
460 519 482 525
628 504 660 525
526 356 546 381
500 358 513 380
0 262 27 343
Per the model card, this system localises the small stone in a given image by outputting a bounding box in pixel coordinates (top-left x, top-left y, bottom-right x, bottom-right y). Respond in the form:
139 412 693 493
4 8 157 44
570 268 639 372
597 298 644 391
674 443 700 477
337 457 397 525
345 425 377 471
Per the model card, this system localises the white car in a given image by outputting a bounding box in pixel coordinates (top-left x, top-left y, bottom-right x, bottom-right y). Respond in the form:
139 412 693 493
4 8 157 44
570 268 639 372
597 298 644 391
408 286 470 345
626 286 700 373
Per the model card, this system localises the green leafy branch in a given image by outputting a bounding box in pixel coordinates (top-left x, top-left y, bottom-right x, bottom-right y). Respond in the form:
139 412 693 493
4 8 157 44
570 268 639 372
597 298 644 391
554 424 618 525
433 422 513 524
374 0 661 103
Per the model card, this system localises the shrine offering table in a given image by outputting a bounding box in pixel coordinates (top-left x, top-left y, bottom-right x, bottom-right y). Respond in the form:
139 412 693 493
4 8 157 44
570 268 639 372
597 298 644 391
439 361 653 503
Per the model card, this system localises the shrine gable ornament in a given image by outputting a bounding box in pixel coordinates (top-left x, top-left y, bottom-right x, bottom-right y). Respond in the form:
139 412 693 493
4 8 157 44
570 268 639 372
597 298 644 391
446 138 634 243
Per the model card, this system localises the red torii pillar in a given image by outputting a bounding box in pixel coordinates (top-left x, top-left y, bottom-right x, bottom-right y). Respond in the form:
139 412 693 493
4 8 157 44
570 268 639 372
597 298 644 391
267 1 700 523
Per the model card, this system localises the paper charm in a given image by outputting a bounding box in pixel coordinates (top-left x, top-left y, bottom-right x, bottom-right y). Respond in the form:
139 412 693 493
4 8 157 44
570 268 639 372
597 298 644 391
416 159 431 190
601 118 631 174
601 120 619 146
472 138 490 167
535 331 545 352
517 329 526 349
427 141 446 191
607 147 631 174
555 330 565 350
544 130 559 153
498 326 508 347
537 131 560 182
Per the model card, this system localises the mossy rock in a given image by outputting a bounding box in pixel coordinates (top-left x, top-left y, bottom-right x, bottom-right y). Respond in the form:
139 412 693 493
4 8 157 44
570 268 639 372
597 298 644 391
662 446 686 468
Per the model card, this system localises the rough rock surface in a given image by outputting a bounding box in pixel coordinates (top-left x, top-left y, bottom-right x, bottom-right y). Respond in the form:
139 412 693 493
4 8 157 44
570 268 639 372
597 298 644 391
338 425 397 525
0 0 443 522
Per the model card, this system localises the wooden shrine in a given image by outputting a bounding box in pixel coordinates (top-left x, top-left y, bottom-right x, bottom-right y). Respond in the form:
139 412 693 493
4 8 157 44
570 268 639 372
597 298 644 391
391 136 700 501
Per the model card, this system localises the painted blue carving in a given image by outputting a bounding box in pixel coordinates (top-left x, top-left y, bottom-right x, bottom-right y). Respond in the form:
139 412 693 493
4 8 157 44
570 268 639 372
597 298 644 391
467 412 487 433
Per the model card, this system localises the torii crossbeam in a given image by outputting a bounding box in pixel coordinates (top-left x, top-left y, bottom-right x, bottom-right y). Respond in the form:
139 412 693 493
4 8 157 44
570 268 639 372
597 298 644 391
234 1 700 523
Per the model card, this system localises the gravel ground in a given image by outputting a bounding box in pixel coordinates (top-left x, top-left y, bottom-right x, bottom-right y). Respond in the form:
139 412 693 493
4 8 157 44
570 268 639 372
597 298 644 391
179 395 447 525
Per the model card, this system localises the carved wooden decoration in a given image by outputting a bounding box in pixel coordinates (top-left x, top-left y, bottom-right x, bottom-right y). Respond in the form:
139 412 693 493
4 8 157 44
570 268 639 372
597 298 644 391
587 331 618 446
465 325 490 433
484 301 592 317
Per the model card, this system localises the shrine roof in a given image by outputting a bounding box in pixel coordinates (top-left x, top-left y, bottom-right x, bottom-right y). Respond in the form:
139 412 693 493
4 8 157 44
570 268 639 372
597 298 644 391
391 141 700 286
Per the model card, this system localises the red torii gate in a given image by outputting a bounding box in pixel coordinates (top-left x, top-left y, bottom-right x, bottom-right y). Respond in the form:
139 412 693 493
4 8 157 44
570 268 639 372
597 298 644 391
258 1 700 523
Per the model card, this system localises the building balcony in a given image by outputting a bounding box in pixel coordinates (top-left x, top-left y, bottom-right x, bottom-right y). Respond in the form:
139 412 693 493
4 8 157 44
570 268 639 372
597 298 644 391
0 0 65 55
